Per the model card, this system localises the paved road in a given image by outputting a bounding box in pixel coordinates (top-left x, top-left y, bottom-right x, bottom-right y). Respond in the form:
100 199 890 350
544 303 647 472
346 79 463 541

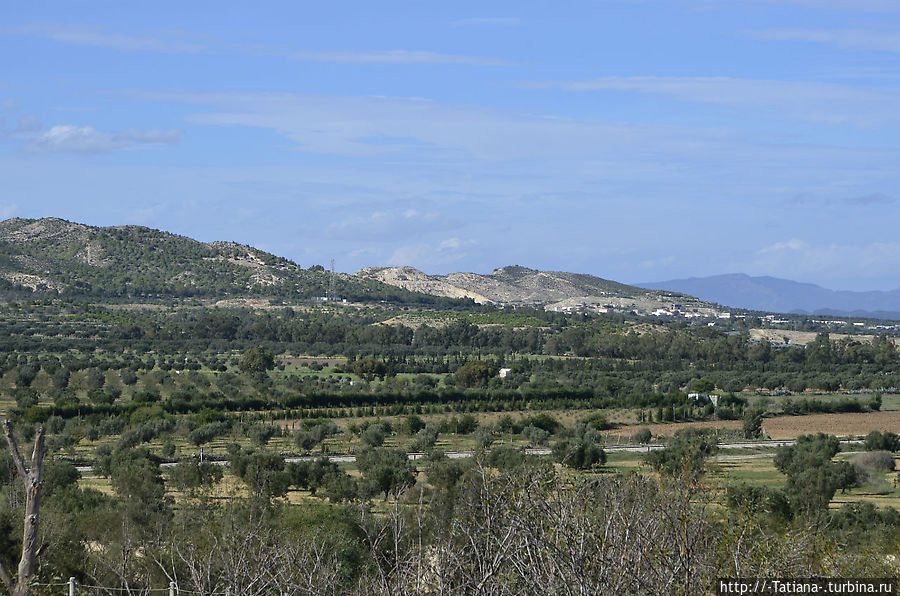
76 438 862 473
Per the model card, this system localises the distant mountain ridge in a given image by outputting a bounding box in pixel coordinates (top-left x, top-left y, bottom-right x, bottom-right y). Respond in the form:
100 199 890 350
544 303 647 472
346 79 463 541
0 217 461 305
356 265 648 304
355 265 723 316
639 273 900 319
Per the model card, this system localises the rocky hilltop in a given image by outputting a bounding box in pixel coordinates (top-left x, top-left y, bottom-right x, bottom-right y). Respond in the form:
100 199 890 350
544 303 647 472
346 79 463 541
356 265 725 317
0 218 458 305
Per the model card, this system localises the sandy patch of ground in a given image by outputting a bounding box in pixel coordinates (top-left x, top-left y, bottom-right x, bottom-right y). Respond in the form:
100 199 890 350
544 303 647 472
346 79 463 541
750 328 899 346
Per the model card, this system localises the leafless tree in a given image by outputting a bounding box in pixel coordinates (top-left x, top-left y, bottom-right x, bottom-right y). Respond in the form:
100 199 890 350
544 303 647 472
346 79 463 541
0 421 45 596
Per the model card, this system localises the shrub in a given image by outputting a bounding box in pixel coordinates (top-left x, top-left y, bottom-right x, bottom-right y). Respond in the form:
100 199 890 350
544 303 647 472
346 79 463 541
552 438 606 470
864 431 900 453
249 423 280 446
486 446 526 470
645 428 717 477
852 450 895 473
581 412 609 431
414 424 440 452
631 428 652 444
521 425 550 447
189 421 232 446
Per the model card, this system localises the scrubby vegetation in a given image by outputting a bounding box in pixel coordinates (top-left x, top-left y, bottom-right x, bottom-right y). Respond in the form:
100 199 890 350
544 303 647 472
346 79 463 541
0 234 897 590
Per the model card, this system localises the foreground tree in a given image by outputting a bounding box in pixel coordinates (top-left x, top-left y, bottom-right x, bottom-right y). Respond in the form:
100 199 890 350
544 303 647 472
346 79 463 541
774 433 857 515
0 421 45 596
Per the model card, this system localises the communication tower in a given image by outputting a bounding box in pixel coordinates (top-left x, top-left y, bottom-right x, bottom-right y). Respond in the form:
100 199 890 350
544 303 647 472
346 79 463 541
328 258 336 301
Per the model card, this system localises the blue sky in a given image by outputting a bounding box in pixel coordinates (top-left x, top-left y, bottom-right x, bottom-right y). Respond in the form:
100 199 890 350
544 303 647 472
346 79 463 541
2 1 900 290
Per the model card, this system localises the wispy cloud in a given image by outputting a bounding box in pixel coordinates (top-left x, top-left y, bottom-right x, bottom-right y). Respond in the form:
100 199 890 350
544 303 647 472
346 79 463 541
325 207 461 241
751 28 900 53
386 237 476 268
22 124 181 154
283 49 509 66
137 90 738 162
14 115 42 133
113 128 181 144
451 17 521 27
8 23 509 66
523 76 898 125
11 23 205 53
757 0 900 12
844 192 895 206
751 239 900 284
758 238 808 254
788 191 895 207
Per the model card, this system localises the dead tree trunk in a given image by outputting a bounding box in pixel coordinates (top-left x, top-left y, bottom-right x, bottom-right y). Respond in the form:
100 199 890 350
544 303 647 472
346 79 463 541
0 421 45 596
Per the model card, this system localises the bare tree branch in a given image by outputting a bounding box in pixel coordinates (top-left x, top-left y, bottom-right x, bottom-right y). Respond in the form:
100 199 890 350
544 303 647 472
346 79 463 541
1 421 45 596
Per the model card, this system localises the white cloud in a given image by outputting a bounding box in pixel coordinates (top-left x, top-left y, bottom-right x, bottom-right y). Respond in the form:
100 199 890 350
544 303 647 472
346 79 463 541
141 90 740 162
9 23 509 66
451 17 521 26
113 128 182 144
23 125 117 153
0 99 17 111
752 28 900 53
525 76 898 125
386 237 475 268
284 50 509 66
757 238 808 254
22 124 181 153
750 239 900 285
756 0 900 11
13 23 204 53
325 208 459 242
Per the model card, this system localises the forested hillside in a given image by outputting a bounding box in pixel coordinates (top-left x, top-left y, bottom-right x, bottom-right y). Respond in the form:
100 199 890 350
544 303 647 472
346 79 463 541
0 218 470 306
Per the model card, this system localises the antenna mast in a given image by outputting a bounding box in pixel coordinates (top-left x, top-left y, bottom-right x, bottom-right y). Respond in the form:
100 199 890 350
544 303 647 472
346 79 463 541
328 258 336 301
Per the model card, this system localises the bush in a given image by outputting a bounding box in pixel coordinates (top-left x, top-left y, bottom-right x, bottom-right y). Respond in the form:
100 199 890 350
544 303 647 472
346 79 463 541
474 425 494 450
645 428 717 477
455 414 478 435
581 412 609 431
404 414 426 435
742 407 764 439
407 424 435 452
864 431 900 453
631 428 652 444
360 423 387 448
852 450 895 473
486 446 526 470
521 425 550 447
552 438 606 470
189 421 232 446
522 413 560 434
249 423 280 446
725 483 792 520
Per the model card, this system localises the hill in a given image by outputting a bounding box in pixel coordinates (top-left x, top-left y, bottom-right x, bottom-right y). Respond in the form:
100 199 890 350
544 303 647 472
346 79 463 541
0 217 467 306
355 265 725 317
639 273 900 319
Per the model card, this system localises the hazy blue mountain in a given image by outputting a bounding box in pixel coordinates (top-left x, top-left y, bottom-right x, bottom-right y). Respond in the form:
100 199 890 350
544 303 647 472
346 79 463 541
639 274 900 319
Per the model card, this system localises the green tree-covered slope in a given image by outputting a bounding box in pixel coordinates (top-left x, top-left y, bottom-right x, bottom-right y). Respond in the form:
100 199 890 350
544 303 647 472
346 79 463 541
0 217 470 306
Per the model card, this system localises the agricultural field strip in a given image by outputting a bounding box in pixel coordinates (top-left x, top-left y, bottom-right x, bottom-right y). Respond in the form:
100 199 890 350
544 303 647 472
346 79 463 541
74 438 861 472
